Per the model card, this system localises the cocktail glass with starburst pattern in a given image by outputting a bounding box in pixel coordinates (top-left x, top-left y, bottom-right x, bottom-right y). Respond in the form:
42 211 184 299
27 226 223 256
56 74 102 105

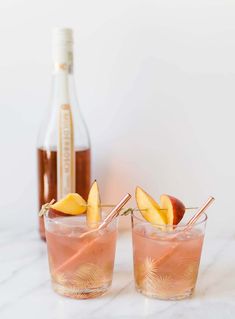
131 211 207 300
44 211 118 299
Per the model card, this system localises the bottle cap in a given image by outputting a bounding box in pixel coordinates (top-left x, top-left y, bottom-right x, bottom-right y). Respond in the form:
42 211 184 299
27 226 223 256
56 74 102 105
52 28 73 69
53 28 73 46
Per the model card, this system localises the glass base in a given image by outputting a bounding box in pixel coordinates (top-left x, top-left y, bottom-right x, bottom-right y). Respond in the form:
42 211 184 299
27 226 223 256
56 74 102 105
136 286 194 300
52 282 111 299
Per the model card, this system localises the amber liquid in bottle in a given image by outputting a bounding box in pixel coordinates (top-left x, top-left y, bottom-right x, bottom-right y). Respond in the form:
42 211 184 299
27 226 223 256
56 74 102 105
38 148 90 239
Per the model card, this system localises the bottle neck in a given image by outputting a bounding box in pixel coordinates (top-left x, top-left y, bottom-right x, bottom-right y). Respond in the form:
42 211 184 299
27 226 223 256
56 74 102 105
52 46 75 105
53 44 73 75
53 59 73 75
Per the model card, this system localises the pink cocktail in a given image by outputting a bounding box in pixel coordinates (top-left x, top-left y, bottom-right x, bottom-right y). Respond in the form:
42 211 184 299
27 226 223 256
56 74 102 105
44 212 118 299
132 211 207 300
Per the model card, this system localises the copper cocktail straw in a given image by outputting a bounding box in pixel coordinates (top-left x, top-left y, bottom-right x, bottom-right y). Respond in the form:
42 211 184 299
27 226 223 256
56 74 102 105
55 193 131 273
79 193 132 238
186 196 214 227
153 196 215 267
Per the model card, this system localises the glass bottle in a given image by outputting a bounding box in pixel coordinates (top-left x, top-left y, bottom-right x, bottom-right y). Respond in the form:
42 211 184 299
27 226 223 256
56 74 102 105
37 28 91 240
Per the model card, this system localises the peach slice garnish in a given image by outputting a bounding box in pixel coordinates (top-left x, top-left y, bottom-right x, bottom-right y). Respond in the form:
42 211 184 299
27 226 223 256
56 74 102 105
51 193 87 215
87 180 101 226
135 187 167 225
160 194 185 225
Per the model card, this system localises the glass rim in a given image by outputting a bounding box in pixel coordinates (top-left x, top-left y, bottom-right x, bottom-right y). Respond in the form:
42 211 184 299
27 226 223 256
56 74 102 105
131 211 208 230
44 210 118 228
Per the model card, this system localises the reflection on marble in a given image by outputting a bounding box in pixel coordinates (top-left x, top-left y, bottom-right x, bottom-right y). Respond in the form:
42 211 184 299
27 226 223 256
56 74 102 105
0 224 235 319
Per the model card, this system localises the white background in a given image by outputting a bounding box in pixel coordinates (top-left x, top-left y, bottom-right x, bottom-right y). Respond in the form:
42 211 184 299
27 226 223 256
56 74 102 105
0 0 234 235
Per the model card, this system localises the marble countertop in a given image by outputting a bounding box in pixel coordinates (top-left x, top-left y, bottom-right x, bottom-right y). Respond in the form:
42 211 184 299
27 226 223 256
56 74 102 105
1 225 235 319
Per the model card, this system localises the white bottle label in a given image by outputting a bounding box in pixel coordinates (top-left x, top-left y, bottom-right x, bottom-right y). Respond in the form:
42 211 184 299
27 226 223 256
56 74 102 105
57 104 75 199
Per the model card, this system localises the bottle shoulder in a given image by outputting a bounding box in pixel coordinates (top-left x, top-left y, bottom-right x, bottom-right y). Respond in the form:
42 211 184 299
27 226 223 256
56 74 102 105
37 102 90 150
37 71 90 149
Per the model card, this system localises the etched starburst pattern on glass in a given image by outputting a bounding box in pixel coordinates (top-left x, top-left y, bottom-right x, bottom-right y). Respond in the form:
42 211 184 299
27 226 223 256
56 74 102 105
135 257 174 298
135 255 201 299
52 263 110 299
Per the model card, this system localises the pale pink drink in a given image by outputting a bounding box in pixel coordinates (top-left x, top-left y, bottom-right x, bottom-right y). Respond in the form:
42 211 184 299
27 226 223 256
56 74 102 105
44 211 118 299
132 211 207 300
